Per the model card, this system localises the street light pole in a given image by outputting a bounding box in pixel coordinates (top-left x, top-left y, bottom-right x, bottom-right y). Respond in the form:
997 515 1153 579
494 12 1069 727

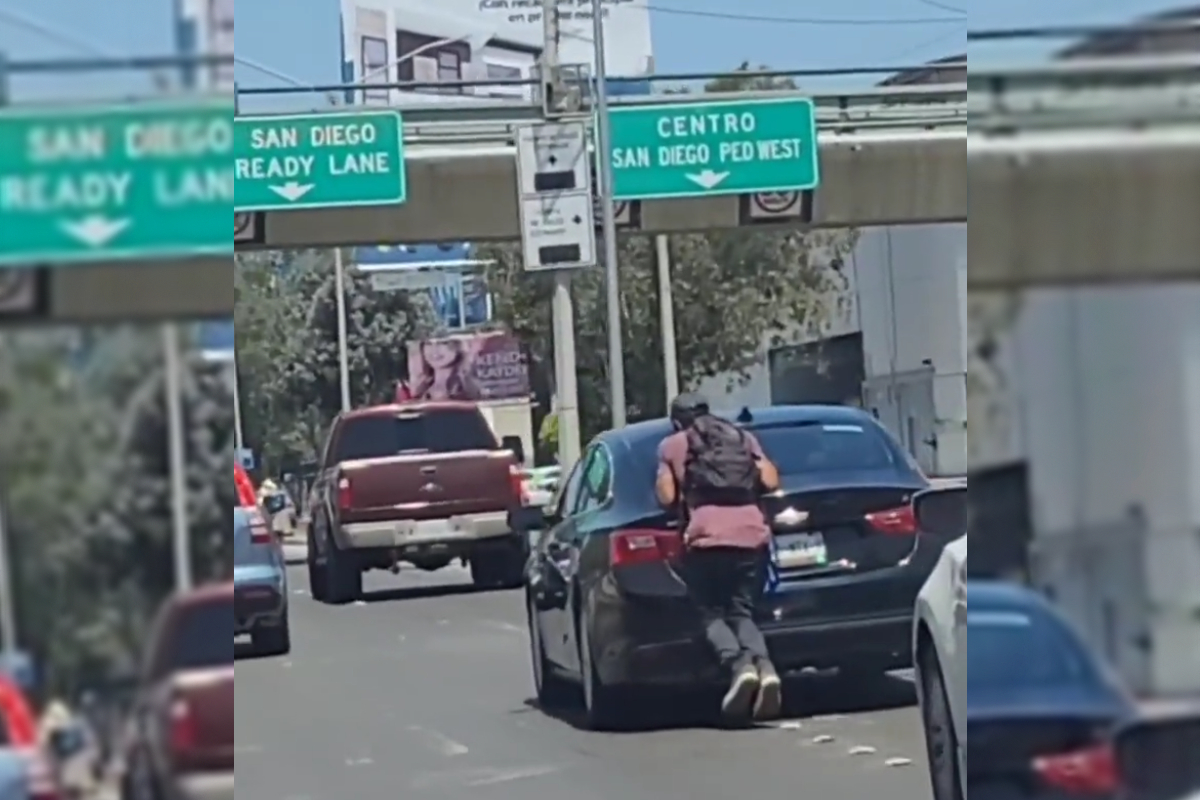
589 1 627 428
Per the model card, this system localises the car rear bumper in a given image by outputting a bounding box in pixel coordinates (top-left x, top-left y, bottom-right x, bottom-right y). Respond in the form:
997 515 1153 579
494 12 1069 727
339 511 511 550
589 559 925 687
234 583 285 634
602 612 914 686
169 771 234 800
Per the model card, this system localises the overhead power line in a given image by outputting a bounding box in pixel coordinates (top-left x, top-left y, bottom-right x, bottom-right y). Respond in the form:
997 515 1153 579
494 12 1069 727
969 20 1200 42
643 4 964 26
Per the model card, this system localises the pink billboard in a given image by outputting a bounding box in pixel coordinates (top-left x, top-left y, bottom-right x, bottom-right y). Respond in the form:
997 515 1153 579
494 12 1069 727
401 331 530 402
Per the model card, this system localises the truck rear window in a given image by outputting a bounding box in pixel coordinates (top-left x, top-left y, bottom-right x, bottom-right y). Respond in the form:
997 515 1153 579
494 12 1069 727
334 410 497 461
169 596 233 671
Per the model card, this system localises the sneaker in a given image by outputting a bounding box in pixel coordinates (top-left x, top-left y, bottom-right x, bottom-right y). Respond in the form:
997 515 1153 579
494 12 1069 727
753 661 783 720
721 663 761 720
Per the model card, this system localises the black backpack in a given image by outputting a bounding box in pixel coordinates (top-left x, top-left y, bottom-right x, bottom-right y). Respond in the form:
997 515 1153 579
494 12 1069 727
682 416 760 506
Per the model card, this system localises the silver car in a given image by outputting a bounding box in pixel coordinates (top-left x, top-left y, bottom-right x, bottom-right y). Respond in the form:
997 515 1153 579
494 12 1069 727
233 507 290 656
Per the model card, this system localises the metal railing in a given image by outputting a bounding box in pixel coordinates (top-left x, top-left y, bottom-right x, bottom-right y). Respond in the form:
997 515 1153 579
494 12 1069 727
969 21 1200 131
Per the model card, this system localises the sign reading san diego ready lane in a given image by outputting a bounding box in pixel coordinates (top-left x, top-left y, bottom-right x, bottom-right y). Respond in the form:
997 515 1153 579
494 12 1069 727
234 110 405 211
0 99 232 267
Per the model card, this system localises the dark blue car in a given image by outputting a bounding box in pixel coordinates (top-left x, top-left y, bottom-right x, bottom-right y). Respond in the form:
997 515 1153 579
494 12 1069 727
523 404 936 729
968 581 1134 799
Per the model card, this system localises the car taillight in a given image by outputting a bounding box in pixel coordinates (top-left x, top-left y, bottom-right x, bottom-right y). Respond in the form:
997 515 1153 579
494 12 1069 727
337 475 353 510
168 695 197 757
509 465 528 505
1033 742 1118 795
249 512 272 544
865 504 918 535
610 529 681 567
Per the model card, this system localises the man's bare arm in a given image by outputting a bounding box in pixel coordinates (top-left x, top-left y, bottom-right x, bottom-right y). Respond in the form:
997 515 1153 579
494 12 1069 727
656 463 678 506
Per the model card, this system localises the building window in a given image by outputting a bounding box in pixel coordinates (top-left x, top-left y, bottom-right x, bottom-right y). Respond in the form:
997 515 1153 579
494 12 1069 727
435 50 462 93
360 36 389 102
484 62 524 98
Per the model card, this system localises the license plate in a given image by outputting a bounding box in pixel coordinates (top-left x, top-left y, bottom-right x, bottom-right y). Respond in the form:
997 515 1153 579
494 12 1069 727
774 531 828 569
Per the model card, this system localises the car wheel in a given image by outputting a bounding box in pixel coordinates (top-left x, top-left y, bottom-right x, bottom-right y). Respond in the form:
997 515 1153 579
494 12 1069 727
527 596 576 708
577 610 633 731
323 539 362 605
252 611 292 657
919 649 964 800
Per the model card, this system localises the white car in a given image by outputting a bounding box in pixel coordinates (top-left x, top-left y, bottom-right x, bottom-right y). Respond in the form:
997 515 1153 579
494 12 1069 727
911 486 967 800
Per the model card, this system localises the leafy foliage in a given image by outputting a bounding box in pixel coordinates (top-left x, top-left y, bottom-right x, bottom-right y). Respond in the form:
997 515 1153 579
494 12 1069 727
0 327 232 697
234 249 434 471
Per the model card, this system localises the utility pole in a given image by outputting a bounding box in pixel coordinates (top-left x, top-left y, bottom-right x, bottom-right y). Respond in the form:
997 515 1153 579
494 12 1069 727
0 52 18 659
540 0 582 469
589 1 626 428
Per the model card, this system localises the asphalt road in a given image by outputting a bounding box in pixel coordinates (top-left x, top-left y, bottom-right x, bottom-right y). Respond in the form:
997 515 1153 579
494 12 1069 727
236 547 934 799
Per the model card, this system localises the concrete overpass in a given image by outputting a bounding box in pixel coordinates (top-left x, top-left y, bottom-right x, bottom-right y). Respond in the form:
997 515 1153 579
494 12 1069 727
969 57 1200 289
233 85 966 251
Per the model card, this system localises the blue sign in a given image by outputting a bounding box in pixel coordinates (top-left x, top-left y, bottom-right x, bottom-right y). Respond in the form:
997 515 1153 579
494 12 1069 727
355 244 493 330
764 540 780 595
237 448 255 470
0 650 35 691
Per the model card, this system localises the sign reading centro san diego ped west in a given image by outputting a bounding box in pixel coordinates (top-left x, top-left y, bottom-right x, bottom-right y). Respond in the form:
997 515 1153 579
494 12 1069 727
608 97 820 201
234 110 406 211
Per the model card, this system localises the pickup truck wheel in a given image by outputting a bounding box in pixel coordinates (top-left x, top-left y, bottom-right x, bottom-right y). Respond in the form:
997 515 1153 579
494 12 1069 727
470 538 526 590
323 540 362 605
306 527 327 601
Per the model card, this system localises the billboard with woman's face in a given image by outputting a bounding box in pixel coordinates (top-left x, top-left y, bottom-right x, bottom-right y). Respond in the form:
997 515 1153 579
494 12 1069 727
402 331 529 402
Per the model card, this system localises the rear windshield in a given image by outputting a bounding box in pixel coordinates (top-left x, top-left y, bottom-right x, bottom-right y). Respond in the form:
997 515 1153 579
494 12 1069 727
168 596 233 671
752 421 910 474
969 610 1095 691
333 410 497 462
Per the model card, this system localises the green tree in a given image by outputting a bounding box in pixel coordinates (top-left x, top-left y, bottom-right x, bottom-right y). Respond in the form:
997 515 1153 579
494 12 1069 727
234 250 434 471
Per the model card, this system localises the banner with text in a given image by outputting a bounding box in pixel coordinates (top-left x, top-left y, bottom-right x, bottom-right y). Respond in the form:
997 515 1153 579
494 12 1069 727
404 331 529 402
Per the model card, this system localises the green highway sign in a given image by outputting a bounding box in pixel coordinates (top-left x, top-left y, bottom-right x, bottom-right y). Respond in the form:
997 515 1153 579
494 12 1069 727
608 98 820 200
234 110 406 211
0 99 232 267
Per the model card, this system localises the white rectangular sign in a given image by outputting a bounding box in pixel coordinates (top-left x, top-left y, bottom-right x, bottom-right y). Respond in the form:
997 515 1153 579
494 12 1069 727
518 193 597 272
369 269 456 292
515 121 591 197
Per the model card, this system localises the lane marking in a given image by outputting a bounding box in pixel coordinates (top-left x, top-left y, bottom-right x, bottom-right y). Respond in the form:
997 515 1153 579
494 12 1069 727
481 620 525 634
407 725 469 756
468 765 562 786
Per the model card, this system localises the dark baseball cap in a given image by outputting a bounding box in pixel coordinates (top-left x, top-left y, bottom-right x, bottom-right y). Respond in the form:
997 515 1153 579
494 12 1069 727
669 392 710 424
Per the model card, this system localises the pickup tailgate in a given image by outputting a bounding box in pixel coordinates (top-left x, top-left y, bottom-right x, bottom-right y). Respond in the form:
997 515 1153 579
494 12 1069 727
329 406 519 523
341 452 516 522
168 666 233 773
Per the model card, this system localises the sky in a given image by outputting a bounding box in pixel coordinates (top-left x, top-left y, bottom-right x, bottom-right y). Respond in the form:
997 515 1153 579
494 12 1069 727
0 0 1187 108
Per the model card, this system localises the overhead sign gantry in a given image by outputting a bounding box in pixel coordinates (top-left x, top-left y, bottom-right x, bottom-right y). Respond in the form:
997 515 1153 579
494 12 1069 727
233 83 966 250
969 56 1200 289
0 54 234 325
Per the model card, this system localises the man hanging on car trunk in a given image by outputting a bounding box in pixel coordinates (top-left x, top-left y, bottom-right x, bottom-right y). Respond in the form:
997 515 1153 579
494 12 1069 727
656 393 783 722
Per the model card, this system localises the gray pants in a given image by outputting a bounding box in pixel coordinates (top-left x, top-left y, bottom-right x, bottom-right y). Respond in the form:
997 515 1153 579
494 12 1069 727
684 546 771 672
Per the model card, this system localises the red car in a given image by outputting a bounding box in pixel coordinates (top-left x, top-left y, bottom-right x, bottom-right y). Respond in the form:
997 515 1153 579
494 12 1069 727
120 583 233 800
0 673 61 800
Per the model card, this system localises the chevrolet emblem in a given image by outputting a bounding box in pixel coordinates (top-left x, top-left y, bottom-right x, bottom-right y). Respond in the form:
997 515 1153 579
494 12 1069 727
774 507 809 526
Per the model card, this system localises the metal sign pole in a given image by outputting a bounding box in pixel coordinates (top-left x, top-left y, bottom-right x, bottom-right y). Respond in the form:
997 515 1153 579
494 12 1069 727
0 51 19 658
163 324 192 591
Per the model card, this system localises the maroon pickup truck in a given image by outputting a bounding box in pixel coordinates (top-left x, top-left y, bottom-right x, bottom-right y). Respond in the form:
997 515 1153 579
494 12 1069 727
119 583 233 800
306 401 531 603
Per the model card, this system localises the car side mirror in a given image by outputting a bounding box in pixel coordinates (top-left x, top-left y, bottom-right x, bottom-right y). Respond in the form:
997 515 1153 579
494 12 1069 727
1114 711 1200 799
501 435 526 465
912 486 967 538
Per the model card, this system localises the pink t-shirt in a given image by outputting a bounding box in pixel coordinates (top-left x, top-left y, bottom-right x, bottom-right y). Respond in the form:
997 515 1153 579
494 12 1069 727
658 429 771 550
